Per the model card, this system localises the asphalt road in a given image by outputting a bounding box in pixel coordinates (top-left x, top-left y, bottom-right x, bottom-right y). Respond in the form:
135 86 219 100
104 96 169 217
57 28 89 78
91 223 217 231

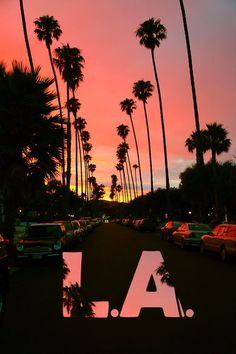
1 223 236 354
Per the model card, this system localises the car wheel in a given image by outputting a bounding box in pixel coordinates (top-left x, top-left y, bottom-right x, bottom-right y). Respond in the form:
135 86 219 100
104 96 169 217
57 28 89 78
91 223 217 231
220 247 227 262
200 242 205 255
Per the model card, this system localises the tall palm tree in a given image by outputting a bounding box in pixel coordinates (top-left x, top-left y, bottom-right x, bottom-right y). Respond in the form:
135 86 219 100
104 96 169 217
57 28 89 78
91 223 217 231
205 122 231 164
136 18 170 190
133 80 154 193
117 124 136 199
116 148 129 202
67 97 81 196
19 0 34 74
120 98 143 196
185 130 208 164
76 117 87 197
179 0 204 166
116 163 125 202
117 142 132 201
54 44 84 194
34 15 66 188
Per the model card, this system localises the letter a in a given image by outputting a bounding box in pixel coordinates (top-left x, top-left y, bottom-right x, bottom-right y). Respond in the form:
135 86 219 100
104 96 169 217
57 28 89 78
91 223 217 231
119 251 184 318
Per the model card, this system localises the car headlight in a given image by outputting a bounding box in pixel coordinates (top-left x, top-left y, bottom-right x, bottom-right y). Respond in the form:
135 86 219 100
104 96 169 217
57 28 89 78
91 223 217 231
53 240 62 251
16 243 24 252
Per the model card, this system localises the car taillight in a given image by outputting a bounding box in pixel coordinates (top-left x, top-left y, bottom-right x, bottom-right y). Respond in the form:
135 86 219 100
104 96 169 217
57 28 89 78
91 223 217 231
53 240 62 251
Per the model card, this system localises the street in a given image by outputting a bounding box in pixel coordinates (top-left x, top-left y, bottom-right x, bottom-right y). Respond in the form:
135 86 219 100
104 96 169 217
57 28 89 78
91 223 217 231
1 223 236 354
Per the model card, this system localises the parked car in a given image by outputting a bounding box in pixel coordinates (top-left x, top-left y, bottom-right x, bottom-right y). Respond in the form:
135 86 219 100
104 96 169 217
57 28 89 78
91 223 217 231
173 223 211 248
136 218 156 232
160 221 182 241
53 220 77 246
70 220 84 243
15 223 70 262
200 224 236 261
0 234 9 321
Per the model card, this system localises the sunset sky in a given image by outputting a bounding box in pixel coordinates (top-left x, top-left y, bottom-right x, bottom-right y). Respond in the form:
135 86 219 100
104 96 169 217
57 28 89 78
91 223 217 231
1 0 236 198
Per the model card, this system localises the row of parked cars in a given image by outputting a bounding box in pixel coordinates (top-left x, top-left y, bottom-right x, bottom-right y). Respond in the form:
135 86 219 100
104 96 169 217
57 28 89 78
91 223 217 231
0 217 102 320
160 221 236 262
15 218 102 262
116 218 157 232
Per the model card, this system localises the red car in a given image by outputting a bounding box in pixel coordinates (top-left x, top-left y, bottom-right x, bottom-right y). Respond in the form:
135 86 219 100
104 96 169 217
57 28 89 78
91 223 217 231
200 224 236 261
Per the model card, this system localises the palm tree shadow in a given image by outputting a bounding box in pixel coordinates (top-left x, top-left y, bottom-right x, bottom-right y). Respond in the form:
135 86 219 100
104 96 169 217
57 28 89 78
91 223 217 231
63 282 95 318
155 262 183 318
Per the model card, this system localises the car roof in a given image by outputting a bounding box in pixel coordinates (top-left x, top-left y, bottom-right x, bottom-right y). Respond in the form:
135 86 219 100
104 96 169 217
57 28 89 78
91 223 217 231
29 223 62 226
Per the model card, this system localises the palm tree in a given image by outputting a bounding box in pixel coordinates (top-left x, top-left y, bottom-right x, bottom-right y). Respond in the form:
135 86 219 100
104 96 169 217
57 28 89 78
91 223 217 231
136 18 170 190
88 163 96 176
54 44 84 195
19 0 34 74
133 80 154 193
205 122 231 164
76 117 87 197
116 148 128 202
81 130 91 200
0 63 63 245
34 15 66 188
116 163 125 202
179 0 204 166
117 124 136 199
185 130 208 164
120 98 143 196
67 97 81 196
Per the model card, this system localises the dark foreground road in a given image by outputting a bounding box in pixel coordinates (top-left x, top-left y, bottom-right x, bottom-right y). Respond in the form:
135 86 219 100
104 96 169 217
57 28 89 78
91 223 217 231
1 223 236 354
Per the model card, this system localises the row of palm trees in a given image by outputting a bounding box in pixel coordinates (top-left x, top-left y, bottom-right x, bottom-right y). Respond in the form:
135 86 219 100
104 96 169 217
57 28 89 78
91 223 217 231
19 1 102 201
111 1 207 199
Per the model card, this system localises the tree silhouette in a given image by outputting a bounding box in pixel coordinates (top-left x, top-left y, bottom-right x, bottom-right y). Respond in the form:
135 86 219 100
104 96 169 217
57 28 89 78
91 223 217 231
179 0 204 166
120 98 144 196
133 80 154 193
63 282 95 318
34 15 66 188
136 17 170 190
19 0 34 74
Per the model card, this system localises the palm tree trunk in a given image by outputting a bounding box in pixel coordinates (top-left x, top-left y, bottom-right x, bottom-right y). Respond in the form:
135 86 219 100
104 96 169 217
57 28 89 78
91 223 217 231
19 0 34 75
78 130 84 197
122 168 128 203
179 0 204 167
134 167 138 197
119 170 124 203
127 151 136 199
151 49 170 190
125 160 132 201
75 123 78 196
66 84 71 192
129 114 143 196
47 44 66 188
143 101 154 193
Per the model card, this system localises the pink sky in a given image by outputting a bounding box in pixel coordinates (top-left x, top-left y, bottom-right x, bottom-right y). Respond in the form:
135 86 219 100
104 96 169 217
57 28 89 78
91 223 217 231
1 0 236 198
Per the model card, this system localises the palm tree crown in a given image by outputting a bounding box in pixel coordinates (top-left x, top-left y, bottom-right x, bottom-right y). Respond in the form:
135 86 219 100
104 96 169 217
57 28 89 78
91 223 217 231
205 122 231 163
132 80 154 102
120 98 136 116
34 15 62 48
135 17 167 50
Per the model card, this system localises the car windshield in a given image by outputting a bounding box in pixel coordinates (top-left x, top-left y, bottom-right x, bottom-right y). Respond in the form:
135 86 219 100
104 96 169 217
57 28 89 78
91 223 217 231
28 225 61 239
189 224 210 231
